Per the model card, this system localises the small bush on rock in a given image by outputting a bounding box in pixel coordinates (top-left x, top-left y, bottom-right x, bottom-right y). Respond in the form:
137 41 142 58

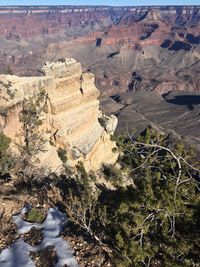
57 147 68 163
25 208 46 223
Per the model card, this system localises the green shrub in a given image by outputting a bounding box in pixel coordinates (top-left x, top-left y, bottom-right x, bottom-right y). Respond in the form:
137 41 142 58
76 161 89 184
25 208 46 223
112 147 118 153
0 132 12 177
57 147 68 163
0 132 11 153
60 128 200 266
103 164 123 186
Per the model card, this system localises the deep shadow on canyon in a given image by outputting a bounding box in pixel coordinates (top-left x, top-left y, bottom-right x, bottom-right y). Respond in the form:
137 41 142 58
100 91 200 152
164 94 200 110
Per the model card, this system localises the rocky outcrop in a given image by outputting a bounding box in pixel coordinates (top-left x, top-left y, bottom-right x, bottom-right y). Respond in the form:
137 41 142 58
0 58 118 171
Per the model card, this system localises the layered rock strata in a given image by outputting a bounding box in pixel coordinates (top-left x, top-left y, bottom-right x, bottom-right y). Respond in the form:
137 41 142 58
0 58 118 171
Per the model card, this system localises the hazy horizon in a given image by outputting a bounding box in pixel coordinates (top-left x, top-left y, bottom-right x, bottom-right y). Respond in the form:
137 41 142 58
1 0 200 7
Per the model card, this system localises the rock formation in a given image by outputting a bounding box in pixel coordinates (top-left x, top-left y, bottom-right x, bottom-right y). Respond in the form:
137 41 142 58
0 58 118 171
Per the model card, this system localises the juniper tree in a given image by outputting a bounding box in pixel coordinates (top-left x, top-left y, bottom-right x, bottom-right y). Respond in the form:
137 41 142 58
55 163 102 243
0 131 13 178
16 89 48 181
101 127 200 266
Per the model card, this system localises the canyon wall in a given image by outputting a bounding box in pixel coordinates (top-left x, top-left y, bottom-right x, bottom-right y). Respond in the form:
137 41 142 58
0 58 118 171
0 6 199 104
0 6 199 76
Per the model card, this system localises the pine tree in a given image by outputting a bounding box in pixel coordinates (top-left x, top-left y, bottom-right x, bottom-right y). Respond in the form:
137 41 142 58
0 131 13 178
15 89 48 181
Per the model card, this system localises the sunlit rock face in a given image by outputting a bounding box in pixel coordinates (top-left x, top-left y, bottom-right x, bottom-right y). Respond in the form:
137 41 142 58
0 58 118 171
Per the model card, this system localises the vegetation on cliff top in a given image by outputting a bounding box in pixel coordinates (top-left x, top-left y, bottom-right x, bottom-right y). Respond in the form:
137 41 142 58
55 128 200 267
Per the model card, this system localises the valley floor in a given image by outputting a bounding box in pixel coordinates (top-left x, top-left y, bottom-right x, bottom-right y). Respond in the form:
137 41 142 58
101 90 200 152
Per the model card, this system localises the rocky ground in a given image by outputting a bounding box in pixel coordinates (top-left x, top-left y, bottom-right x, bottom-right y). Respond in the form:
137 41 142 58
0 187 113 267
65 235 112 267
0 217 18 252
0 214 112 267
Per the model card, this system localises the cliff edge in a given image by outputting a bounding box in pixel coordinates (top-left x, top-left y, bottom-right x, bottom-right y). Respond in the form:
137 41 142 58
0 58 118 171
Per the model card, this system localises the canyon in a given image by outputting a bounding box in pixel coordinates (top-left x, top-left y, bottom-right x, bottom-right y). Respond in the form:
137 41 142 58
0 5 199 149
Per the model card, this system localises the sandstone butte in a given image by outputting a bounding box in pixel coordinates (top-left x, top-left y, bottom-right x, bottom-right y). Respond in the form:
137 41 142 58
0 58 118 171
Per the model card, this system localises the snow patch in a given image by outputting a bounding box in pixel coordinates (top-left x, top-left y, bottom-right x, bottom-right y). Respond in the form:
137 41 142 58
0 207 78 267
